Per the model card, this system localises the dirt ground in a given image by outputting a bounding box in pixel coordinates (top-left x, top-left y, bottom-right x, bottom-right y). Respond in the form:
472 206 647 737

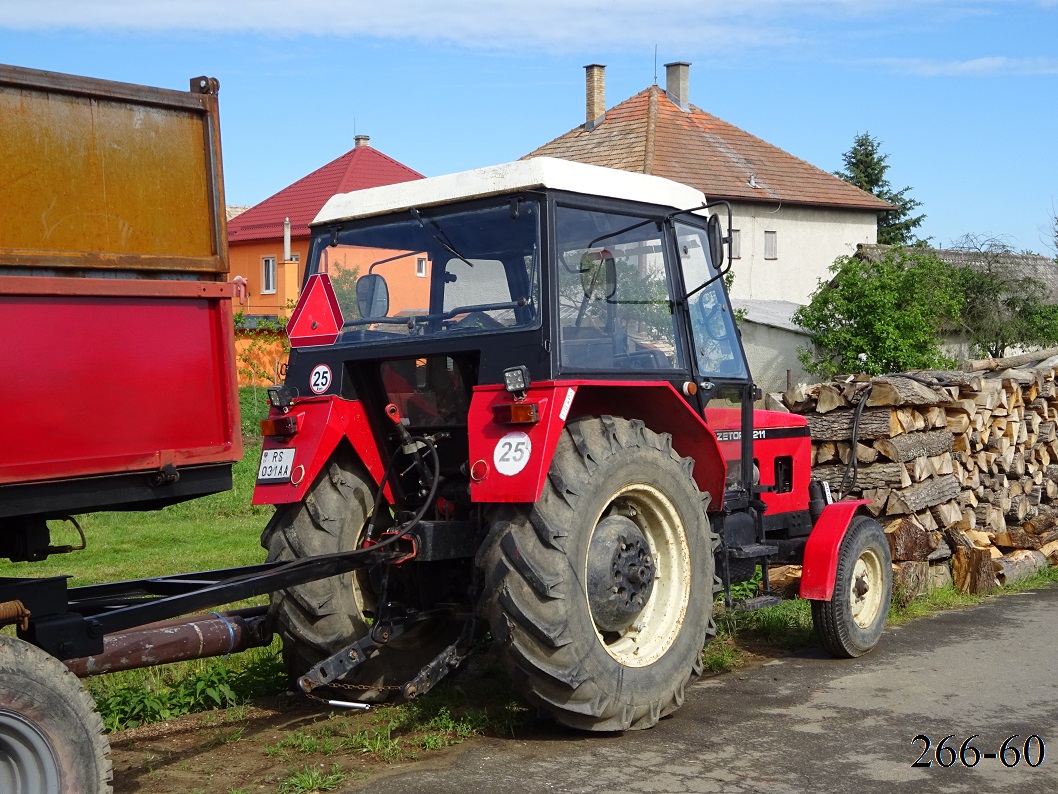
110 693 420 793
107 648 780 793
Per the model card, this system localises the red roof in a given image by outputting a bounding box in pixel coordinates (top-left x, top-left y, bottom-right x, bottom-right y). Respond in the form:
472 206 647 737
228 144 424 243
526 87 891 211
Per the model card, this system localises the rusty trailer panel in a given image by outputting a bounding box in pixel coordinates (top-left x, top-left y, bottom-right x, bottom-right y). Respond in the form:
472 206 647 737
0 64 227 274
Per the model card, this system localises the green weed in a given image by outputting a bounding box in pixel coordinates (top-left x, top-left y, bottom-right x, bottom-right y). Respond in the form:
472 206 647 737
277 763 349 794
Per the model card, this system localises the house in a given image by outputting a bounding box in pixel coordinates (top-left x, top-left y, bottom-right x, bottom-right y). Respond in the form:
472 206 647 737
526 64 891 306
524 63 891 390
227 135 424 317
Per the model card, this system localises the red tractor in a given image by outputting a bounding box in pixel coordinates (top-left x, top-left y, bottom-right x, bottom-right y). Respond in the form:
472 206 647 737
253 157 893 730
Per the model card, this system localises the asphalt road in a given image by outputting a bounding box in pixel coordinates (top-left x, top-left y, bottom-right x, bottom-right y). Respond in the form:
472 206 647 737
349 585 1058 793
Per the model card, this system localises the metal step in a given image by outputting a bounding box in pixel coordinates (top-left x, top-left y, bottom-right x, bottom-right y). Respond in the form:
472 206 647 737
732 595 783 612
728 543 779 559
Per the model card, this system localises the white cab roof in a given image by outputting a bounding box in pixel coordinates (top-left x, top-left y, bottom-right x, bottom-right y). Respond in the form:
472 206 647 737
313 157 709 226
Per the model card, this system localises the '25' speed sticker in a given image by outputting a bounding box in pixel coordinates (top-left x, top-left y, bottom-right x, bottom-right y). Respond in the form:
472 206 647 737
309 364 332 395
494 431 531 476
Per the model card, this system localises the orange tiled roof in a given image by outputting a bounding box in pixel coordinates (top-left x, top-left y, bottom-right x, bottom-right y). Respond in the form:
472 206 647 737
228 145 424 243
525 87 891 211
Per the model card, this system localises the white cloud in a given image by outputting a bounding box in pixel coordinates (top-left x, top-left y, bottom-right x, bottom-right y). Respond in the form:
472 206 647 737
0 1 1050 63
883 56 1058 76
0 1 978 48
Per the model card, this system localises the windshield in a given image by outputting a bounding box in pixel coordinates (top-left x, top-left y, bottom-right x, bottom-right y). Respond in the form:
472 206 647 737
310 197 541 343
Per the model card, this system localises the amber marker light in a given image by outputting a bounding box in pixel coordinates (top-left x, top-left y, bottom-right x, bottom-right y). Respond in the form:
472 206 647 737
260 415 299 437
493 401 540 425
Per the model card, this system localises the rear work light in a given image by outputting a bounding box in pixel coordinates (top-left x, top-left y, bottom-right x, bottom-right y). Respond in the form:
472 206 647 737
493 401 540 425
260 415 299 437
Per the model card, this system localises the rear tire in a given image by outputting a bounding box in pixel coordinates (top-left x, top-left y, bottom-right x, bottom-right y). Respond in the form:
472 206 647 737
262 451 458 701
811 515 892 658
0 635 112 794
477 416 715 731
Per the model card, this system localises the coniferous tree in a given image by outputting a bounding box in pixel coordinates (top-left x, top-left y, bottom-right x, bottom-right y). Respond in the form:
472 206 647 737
836 132 926 246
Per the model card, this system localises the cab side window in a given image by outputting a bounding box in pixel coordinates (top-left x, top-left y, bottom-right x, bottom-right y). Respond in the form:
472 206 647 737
555 206 684 371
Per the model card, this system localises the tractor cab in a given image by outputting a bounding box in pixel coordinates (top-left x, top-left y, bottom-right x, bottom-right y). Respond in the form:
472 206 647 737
282 158 753 492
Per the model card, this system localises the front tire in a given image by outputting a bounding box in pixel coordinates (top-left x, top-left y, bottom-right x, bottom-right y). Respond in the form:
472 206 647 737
478 416 715 731
811 515 892 658
262 451 459 701
0 635 112 794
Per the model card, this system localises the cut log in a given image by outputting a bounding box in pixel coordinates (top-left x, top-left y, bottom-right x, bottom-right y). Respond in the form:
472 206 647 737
928 534 953 561
993 527 1042 550
892 561 930 603
767 565 803 598
866 376 947 407
946 412 971 434
951 546 996 595
930 499 963 528
872 430 954 464
883 515 938 561
815 383 849 413
910 369 983 390
909 456 934 483
812 463 911 492
929 562 954 590
804 408 904 441
837 441 879 466
1040 539 1058 565
929 453 955 476
861 488 887 517
964 346 1058 372
992 550 1048 587
886 475 961 515
815 442 840 465
783 383 813 413
922 406 948 429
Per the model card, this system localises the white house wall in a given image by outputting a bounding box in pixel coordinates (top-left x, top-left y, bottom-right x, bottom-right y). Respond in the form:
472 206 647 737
738 321 813 394
724 203 878 304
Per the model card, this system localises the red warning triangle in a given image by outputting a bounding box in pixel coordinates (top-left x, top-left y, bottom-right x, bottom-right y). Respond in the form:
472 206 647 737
286 273 344 348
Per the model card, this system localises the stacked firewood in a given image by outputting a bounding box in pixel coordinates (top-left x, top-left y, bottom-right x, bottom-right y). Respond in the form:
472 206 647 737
773 347 1058 598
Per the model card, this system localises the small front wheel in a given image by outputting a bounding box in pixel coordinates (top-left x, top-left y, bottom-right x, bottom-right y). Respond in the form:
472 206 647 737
811 515 892 658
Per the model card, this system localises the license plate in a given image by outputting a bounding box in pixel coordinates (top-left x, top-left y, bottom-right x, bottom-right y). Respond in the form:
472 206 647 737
257 448 295 483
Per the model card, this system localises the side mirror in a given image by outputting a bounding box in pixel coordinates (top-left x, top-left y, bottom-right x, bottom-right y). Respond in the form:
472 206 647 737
356 273 390 319
707 214 725 270
579 248 617 301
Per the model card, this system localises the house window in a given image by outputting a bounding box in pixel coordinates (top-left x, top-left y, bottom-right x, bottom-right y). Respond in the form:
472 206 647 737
730 229 741 259
416 257 427 277
262 256 277 294
764 231 777 260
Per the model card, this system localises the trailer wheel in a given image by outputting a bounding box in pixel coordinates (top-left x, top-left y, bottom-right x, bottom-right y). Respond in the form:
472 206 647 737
811 515 892 658
262 452 459 701
478 416 715 731
0 635 112 794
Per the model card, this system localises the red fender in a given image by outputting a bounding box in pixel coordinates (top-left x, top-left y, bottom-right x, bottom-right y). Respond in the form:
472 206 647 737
467 380 726 507
252 396 389 505
798 500 871 601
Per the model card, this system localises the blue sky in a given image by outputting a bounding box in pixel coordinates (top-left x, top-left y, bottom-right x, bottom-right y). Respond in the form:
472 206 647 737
2 1 1055 254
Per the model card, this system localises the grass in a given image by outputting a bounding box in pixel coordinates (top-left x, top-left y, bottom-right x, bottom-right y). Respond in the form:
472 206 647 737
702 562 1058 675
277 763 350 793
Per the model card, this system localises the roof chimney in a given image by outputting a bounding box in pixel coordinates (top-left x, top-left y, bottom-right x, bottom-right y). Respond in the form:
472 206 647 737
584 64 606 131
354 134 370 148
664 62 691 112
